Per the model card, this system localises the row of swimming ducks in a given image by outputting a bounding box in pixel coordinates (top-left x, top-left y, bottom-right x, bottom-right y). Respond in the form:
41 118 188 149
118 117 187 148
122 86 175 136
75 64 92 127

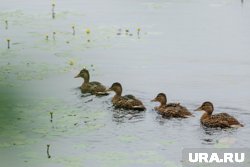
75 68 244 128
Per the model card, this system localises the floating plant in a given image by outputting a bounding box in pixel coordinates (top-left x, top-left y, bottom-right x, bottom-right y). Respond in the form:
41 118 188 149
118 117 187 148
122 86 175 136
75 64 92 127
85 28 91 35
137 28 141 38
125 29 129 35
68 59 75 66
53 32 56 40
6 39 10 49
5 20 8 29
45 34 49 41
52 3 56 19
117 28 122 35
72 25 75 35
47 144 51 158
49 112 53 122
85 29 91 43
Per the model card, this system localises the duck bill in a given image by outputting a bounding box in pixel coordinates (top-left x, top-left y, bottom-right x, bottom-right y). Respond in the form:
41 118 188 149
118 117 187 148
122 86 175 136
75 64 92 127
74 73 80 78
151 98 157 102
194 106 202 111
106 88 112 92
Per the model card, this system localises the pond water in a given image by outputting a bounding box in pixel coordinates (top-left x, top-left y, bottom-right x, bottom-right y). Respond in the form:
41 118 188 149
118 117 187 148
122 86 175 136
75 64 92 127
0 0 250 166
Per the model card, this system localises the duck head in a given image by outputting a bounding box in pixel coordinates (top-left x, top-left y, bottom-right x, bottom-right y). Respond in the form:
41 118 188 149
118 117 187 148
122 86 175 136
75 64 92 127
151 93 167 106
75 68 90 83
195 101 214 115
107 82 122 96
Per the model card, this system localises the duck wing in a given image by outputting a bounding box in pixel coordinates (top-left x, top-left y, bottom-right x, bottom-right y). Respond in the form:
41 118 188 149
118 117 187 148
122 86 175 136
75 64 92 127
211 113 242 127
201 113 242 128
89 81 109 95
113 95 145 111
159 103 192 118
123 94 136 100
201 118 230 128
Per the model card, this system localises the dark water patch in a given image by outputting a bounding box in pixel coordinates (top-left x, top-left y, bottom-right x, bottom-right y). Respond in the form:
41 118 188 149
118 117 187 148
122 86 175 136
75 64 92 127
111 108 145 124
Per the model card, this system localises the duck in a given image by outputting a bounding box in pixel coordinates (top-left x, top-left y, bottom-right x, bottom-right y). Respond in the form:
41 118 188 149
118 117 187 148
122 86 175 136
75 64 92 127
107 82 146 111
74 68 108 96
151 93 192 118
195 101 243 128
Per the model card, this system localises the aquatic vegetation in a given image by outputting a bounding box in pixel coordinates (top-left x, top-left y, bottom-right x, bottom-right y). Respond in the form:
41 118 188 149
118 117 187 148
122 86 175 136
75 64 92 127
0 60 82 87
6 38 10 49
125 29 129 35
52 32 56 40
5 20 8 29
137 28 141 38
47 144 51 158
85 28 91 34
49 112 53 122
214 137 236 148
117 135 139 143
72 25 75 35
52 3 56 19
68 59 75 66
1 3 246 167
160 140 175 147
0 95 108 152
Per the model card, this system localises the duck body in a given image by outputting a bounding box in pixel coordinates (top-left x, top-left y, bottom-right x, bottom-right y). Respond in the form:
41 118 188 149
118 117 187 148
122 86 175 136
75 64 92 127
196 102 243 128
152 93 192 118
156 103 192 118
75 68 108 96
108 83 146 111
80 81 107 95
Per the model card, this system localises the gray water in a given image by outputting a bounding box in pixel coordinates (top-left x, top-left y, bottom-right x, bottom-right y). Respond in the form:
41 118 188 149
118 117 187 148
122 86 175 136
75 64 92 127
0 0 250 166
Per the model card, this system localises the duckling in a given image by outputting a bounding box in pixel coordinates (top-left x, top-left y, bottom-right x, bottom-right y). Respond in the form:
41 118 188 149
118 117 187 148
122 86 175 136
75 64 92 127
195 101 243 128
108 82 146 111
151 93 192 118
75 68 108 96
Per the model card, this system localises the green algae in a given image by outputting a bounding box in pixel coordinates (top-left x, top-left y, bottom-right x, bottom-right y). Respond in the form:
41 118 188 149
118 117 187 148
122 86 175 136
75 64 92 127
118 135 139 143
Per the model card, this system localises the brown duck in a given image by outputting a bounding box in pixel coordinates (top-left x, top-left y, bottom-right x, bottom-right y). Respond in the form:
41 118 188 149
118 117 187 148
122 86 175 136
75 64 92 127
75 68 108 96
108 82 146 111
195 101 243 128
151 93 192 118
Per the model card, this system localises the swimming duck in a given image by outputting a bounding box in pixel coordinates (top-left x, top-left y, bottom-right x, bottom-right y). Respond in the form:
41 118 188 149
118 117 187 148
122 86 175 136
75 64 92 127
75 68 108 96
151 93 192 118
107 82 146 111
195 101 243 128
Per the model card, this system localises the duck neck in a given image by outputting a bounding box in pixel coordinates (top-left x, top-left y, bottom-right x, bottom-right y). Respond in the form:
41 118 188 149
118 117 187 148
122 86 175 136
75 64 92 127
160 98 167 107
114 86 122 97
114 90 122 97
201 113 211 120
202 112 212 119
205 110 213 116
83 74 90 84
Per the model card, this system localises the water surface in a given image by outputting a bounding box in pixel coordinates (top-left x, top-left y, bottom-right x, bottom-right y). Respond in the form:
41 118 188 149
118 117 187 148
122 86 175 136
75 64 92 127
0 0 250 166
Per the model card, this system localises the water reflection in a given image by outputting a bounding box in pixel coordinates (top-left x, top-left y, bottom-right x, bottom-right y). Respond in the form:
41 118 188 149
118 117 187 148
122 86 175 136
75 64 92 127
111 108 145 123
200 125 239 145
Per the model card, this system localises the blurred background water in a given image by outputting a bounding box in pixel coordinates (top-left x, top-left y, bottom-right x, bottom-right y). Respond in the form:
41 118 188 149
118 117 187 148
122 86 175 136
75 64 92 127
0 0 250 166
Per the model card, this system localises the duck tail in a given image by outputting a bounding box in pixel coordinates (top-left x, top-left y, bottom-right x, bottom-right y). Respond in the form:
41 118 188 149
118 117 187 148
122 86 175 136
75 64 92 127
133 105 146 111
184 114 195 118
96 91 109 96
230 124 244 128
